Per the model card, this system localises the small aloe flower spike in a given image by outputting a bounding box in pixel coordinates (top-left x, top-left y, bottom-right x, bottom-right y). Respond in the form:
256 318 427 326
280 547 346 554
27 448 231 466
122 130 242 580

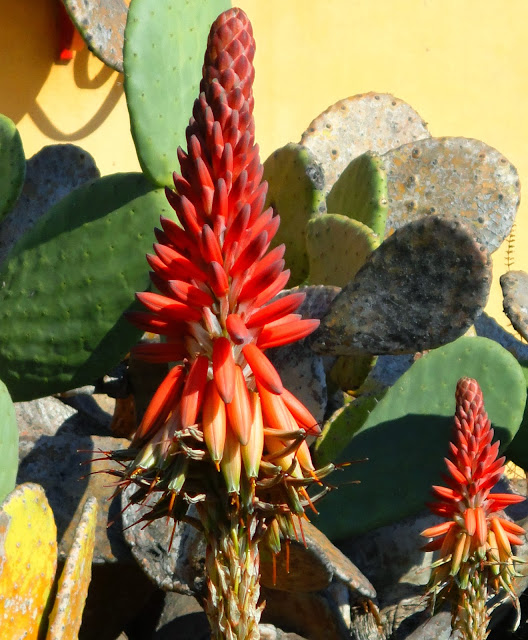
106 7 335 639
421 377 525 640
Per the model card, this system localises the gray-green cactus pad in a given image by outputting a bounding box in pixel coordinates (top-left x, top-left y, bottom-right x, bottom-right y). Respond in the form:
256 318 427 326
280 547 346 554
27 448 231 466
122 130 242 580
0 145 100 266
124 0 230 187
504 363 528 469
312 217 492 356
0 380 18 503
314 337 526 540
306 214 379 288
264 144 326 286
0 114 25 222
326 151 388 237
62 0 127 72
301 93 429 195
383 137 520 253
0 173 171 401
501 270 528 342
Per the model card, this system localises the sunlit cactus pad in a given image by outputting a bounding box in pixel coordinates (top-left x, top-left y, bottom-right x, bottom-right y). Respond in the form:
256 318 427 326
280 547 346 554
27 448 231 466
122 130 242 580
315 337 526 539
0 173 171 401
62 0 128 72
501 270 528 342
301 93 430 194
326 151 389 237
312 217 492 356
306 213 379 287
0 483 58 639
0 379 18 503
125 0 230 187
264 143 326 285
46 498 97 639
383 137 520 253
0 114 25 222
0 144 100 266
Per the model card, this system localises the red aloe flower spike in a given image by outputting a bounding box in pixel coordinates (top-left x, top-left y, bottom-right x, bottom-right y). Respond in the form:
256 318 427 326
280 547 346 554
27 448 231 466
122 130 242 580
421 377 526 639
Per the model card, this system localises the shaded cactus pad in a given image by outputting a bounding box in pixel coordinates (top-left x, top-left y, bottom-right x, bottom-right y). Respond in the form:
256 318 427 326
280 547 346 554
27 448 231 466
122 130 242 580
0 483 58 638
501 270 528 342
0 173 172 401
312 217 492 356
46 498 97 639
0 379 18 503
383 137 520 253
124 0 230 187
263 143 326 286
0 114 25 222
326 151 389 237
306 214 379 288
314 337 526 539
301 93 429 194
62 0 128 72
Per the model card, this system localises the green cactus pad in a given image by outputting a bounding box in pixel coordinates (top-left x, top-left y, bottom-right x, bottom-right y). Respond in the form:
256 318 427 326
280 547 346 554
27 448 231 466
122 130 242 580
62 0 127 72
124 0 230 187
314 337 527 540
503 363 528 469
306 214 379 288
301 93 429 195
383 137 520 253
314 392 384 468
326 151 389 237
0 114 25 222
263 143 326 286
312 217 492 356
0 483 58 638
500 271 528 342
46 497 97 639
329 354 377 395
0 173 171 401
0 380 18 503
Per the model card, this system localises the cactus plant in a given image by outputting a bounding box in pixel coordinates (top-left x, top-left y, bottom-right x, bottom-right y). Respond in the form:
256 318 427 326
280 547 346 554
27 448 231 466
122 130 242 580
313 337 526 540
124 0 230 187
500 270 528 342
0 378 18 503
0 114 25 222
263 143 326 286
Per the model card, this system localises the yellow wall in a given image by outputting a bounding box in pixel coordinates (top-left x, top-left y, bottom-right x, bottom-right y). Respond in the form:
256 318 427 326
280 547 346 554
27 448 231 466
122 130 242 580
1 0 526 328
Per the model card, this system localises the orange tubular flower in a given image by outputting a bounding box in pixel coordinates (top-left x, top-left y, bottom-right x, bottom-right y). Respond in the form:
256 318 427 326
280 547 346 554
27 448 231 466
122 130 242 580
421 377 525 639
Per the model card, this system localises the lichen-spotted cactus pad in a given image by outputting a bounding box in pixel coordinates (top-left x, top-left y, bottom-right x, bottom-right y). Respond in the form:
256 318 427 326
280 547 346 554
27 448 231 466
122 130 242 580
62 0 128 72
263 143 326 286
306 213 379 288
0 114 25 222
0 483 57 639
312 217 492 356
501 270 528 342
46 498 97 639
301 93 430 194
383 137 520 253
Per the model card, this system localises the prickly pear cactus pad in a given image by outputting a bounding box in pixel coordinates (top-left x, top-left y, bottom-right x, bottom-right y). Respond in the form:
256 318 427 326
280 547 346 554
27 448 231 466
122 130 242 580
314 337 526 540
0 144 100 266
0 114 25 222
0 483 58 639
0 173 171 401
124 0 230 187
46 498 97 640
326 151 389 237
306 214 379 288
62 0 128 72
383 137 520 253
301 93 430 195
312 217 492 356
263 143 326 286
0 379 18 503
500 270 528 342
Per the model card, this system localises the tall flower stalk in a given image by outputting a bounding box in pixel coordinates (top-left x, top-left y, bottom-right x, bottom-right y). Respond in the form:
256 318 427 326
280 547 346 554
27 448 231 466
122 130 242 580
421 377 525 640
106 8 333 639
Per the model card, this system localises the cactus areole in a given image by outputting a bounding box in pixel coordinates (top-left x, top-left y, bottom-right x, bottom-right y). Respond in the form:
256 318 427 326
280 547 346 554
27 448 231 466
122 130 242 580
106 8 335 639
